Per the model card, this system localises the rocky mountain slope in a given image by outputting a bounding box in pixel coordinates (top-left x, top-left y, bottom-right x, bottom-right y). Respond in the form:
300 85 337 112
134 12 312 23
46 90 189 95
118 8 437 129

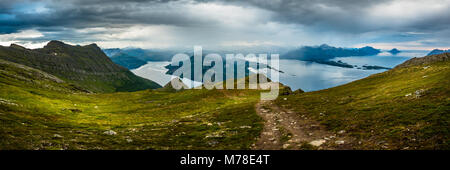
0 41 161 92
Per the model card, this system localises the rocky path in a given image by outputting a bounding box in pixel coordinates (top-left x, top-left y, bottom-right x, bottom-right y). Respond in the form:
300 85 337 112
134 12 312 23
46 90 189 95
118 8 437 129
252 100 354 150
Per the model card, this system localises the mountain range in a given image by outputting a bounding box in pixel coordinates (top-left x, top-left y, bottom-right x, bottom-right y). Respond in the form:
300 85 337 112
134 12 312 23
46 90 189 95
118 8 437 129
281 44 381 61
0 40 448 149
427 49 450 56
388 48 401 54
0 41 161 92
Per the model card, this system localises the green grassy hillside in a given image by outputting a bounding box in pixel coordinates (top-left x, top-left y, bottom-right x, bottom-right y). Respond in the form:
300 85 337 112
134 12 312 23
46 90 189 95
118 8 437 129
0 59 263 149
276 53 450 149
0 41 161 93
1 51 448 150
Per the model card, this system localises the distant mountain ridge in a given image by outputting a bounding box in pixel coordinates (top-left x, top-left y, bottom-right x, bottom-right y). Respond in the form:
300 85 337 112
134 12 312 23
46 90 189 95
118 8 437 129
103 48 177 61
388 48 401 54
281 44 381 61
427 49 450 56
110 52 148 69
280 44 382 69
102 48 178 69
0 41 161 92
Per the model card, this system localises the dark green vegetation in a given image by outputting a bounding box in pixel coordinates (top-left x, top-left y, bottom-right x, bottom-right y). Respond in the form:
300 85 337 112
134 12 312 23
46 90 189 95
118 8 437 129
110 53 147 70
276 53 450 149
0 41 161 93
103 48 177 61
0 59 264 149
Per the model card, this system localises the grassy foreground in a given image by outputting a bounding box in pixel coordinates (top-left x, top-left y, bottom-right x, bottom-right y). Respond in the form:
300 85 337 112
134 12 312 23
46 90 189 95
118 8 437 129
276 55 450 149
0 59 263 150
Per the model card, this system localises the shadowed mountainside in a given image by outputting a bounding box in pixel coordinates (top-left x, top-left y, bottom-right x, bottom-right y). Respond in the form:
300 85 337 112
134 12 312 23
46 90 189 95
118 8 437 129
0 41 161 92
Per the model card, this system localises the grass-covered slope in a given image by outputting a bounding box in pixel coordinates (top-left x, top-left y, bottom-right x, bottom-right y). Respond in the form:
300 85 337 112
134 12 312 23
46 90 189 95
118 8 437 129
0 59 263 150
276 53 450 149
0 41 161 93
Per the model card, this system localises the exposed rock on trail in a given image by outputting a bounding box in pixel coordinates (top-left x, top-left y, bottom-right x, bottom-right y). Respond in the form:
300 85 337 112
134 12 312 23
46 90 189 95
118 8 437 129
252 100 354 150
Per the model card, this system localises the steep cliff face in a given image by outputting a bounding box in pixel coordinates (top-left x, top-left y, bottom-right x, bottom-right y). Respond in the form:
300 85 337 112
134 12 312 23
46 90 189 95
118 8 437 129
0 41 161 92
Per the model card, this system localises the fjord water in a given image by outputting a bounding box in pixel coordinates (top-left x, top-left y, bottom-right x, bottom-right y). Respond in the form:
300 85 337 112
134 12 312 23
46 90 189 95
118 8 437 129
131 61 203 88
132 50 428 92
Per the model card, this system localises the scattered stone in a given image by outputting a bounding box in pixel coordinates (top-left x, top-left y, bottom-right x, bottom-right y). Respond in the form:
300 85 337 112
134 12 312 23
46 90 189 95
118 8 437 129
423 66 430 69
309 139 326 147
239 125 252 129
53 134 63 138
207 123 213 126
282 144 290 149
335 140 345 145
283 98 287 101
0 98 19 106
405 93 412 97
126 139 133 143
414 89 425 98
208 140 219 146
263 132 273 136
338 130 346 134
422 75 428 78
103 130 117 135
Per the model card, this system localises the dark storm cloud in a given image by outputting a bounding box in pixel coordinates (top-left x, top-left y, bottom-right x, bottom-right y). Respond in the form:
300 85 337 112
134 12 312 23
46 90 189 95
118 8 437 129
1 0 449 49
1 0 449 34
202 0 450 33
0 0 211 33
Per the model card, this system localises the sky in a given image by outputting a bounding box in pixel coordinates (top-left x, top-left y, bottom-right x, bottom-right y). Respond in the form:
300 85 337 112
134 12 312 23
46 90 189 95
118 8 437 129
0 0 449 50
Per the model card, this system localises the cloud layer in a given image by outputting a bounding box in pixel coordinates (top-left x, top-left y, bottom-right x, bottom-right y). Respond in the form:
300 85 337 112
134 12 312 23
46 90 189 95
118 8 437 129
0 0 449 50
